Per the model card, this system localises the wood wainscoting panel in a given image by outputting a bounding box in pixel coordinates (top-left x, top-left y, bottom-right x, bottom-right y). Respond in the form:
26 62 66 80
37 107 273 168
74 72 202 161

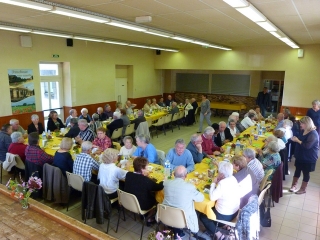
0 111 44 130
280 106 309 117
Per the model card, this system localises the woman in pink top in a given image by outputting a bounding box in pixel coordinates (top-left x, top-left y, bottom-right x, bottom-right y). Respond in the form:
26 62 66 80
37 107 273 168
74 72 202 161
92 127 112 153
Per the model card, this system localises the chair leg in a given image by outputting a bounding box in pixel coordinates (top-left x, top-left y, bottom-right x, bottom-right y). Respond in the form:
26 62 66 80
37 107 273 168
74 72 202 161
162 125 166 135
116 206 122 233
134 213 136 221
106 217 110 234
67 187 71 211
140 215 146 240
84 209 87 224
0 163 2 184
123 207 126 221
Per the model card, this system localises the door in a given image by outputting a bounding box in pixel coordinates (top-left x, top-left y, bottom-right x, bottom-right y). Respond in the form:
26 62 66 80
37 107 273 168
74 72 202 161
115 78 127 104
39 63 64 129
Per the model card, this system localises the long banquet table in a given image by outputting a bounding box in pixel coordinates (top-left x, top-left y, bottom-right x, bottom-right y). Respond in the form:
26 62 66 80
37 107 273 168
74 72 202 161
198 101 247 112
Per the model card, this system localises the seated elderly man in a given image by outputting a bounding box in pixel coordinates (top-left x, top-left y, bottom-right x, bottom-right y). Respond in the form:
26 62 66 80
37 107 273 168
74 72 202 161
131 110 146 130
158 97 166 107
10 119 27 138
165 95 174 107
275 113 285 130
201 126 223 156
240 112 256 129
242 148 264 183
125 100 137 115
64 118 80 138
169 102 179 115
0 124 13 161
166 139 194 173
106 111 123 137
187 134 206 164
132 134 159 164
244 109 257 119
232 155 259 208
104 104 113 119
73 141 100 183
8 132 27 162
25 132 53 166
65 109 78 126
74 119 95 144
214 121 233 147
97 107 107 121
163 166 205 239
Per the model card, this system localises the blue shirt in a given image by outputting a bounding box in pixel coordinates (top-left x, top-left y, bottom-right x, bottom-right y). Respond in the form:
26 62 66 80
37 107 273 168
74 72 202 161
133 143 159 164
166 148 195 173
275 120 284 130
307 108 320 126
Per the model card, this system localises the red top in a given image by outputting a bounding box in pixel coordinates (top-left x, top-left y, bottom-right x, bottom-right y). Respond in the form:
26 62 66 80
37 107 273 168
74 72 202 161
201 134 220 155
8 143 27 162
92 136 112 151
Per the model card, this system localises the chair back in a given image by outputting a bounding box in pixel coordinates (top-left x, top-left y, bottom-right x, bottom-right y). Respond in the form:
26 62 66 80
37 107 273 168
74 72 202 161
258 183 271 205
172 113 179 122
178 111 184 119
111 127 123 140
164 114 172 124
154 116 165 126
112 141 121 150
259 169 273 191
117 189 142 215
156 149 166 166
66 171 85 192
124 124 135 136
156 204 188 229
15 155 25 170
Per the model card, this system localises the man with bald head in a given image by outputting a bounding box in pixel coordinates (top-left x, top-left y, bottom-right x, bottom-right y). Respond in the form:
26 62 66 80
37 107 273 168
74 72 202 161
275 113 284 130
214 121 233 147
163 166 205 239
125 100 137 115
165 95 174 107
97 107 107 121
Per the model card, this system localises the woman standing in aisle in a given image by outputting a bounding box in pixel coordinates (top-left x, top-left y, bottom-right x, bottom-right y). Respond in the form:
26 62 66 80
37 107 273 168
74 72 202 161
290 116 319 194
197 94 212 133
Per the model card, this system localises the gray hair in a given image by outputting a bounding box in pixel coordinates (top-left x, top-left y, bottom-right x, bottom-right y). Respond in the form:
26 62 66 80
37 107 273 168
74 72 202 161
92 113 99 121
137 110 143 117
69 109 76 115
70 118 78 124
190 134 200 143
228 119 236 124
218 161 234 178
81 141 92 152
175 139 185 146
248 113 255 119
11 131 22 143
123 135 133 143
9 119 18 125
231 112 239 116
78 119 88 126
267 135 277 142
219 121 226 126
268 141 280 153
31 114 39 121
204 126 214 135
172 102 177 107
283 119 293 128
312 100 320 106
243 148 256 160
81 108 88 114
135 134 150 144
174 166 187 178
113 111 121 119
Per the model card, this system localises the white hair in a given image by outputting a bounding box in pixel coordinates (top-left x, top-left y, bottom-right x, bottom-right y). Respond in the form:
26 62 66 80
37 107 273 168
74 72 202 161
9 119 18 125
283 119 293 128
11 132 22 143
231 112 239 116
268 141 280 153
243 148 256 159
81 108 88 114
218 162 233 178
81 141 92 152
31 114 39 121
204 126 214 135
113 111 121 119
78 119 88 126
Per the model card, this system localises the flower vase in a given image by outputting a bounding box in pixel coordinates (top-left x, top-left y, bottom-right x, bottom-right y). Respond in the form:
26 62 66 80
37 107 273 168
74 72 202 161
20 198 29 209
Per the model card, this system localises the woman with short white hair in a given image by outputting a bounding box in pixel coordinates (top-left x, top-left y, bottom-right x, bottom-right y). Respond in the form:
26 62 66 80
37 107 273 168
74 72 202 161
257 140 281 179
8 131 27 162
199 162 240 237
28 114 44 134
79 108 92 123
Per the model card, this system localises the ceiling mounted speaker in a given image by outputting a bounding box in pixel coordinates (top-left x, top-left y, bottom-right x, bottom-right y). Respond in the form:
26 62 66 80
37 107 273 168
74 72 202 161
66 38 73 47
20 35 32 47
156 50 161 55
135 16 152 23
298 49 304 58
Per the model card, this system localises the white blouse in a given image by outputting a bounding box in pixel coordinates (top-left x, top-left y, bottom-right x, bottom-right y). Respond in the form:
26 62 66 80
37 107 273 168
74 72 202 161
119 145 137 156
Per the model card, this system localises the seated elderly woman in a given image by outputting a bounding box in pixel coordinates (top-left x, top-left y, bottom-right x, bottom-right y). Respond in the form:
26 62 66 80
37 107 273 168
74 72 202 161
92 127 112 153
132 134 159 164
264 134 285 152
8 132 27 162
124 157 164 225
79 108 92 123
151 98 160 110
143 99 152 113
115 102 123 113
28 114 44 134
228 119 240 138
199 162 240 237
119 136 137 156
47 110 65 132
131 110 146 130
257 140 281 179
279 119 293 141
240 112 256 129
184 99 194 126
242 148 264 183
274 129 287 144
91 113 103 133
98 148 127 199
53 137 74 176
201 126 223 156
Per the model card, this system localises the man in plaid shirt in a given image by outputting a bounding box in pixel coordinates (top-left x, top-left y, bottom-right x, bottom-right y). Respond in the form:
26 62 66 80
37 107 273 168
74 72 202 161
25 132 53 166
73 141 100 182
75 119 95 144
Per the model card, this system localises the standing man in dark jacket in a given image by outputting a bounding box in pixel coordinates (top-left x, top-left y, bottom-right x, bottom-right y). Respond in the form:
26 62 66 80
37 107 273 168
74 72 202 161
256 87 271 117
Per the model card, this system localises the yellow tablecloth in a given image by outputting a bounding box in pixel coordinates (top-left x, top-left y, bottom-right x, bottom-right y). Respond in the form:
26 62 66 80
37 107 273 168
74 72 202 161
198 102 246 111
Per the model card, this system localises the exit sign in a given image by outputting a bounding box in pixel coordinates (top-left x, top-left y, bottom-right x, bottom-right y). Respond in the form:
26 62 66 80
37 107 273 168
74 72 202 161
52 54 59 58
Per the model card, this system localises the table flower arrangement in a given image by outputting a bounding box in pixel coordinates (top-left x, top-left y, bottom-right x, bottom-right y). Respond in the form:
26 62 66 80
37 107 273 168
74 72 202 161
6 173 42 209
148 230 182 240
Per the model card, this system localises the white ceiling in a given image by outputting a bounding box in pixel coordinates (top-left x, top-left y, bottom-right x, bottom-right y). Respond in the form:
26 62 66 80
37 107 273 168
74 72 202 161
0 0 319 49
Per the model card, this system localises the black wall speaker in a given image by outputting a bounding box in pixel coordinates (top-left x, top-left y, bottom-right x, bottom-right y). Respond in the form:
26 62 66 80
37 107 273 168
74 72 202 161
66 38 73 47
156 50 161 55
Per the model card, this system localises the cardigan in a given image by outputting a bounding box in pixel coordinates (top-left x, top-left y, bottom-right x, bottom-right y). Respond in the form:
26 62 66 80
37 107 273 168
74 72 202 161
27 122 45 134
214 128 234 147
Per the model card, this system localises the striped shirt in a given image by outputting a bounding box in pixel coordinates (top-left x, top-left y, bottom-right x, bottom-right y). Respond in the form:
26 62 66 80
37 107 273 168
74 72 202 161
247 158 264 183
78 126 95 142
73 153 100 182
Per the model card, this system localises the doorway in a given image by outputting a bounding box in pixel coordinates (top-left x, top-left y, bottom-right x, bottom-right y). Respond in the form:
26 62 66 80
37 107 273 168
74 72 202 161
115 78 127 104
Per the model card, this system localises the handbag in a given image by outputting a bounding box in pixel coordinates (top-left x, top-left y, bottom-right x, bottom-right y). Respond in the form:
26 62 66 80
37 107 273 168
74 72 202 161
260 195 272 227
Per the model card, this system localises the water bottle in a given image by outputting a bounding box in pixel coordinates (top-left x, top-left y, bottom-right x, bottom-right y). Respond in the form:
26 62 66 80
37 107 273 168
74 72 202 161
258 128 262 136
257 123 260 132
42 131 46 139
164 160 171 178
235 140 241 155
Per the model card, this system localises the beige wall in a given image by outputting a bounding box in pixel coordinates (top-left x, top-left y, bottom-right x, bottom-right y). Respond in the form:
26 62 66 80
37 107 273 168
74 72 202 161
155 45 320 108
0 30 160 116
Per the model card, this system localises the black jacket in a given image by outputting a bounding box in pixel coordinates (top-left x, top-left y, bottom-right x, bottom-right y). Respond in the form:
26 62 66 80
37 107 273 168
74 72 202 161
214 128 234 147
107 119 124 136
47 118 65 132
131 116 146 130
64 124 80 138
28 122 45 134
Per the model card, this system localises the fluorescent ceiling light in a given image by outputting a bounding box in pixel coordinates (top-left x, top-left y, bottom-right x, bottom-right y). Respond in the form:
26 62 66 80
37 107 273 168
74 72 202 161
105 40 128 46
32 30 72 38
0 0 52 11
289 45 299 49
163 49 179 52
129 44 148 48
193 41 210 46
51 7 109 23
0 25 31 32
236 4 266 22
223 0 249 8
210 45 232 50
269 31 282 38
171 36 194 43
106 20 146 32
145 29 173 38
279 37 292 43
74 36 104 42
256 21 277 32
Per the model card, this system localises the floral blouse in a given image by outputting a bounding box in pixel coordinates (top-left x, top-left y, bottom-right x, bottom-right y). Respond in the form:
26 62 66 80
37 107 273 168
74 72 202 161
92 136 112 151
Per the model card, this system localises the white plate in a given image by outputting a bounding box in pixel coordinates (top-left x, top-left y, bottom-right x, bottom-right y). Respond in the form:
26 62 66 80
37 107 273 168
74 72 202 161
147 165 154 171
51 146 60 150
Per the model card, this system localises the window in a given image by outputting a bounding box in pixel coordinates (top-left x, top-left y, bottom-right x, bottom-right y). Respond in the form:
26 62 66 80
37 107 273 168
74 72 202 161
176 73 209 92
39 64 59 76
211 74 250 96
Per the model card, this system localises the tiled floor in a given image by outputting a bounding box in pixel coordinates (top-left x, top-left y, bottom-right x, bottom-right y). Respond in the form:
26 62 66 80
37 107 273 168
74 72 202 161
2 115 320 240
